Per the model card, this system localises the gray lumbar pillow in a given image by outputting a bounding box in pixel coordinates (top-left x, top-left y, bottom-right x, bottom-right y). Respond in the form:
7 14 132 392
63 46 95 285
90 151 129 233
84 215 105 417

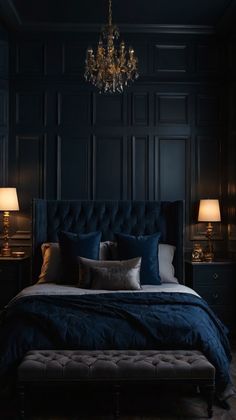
78 256 142 290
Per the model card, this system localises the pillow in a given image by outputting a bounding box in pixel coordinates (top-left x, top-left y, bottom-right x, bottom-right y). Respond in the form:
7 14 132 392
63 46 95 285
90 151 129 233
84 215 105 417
116 232 161 285
37 240 113 284
110 241 178 284
38 242 62 284
158 244 178 284
58 231 102 284
78 256 142 290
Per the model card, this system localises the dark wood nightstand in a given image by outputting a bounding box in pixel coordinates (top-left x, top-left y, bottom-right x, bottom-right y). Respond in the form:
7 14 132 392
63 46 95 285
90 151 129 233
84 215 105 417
185 260 236 335
0 255 31 308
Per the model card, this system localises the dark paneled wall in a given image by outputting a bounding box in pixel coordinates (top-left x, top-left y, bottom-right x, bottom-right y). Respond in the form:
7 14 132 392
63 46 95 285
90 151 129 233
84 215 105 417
227 39 236 257
3 29 232 253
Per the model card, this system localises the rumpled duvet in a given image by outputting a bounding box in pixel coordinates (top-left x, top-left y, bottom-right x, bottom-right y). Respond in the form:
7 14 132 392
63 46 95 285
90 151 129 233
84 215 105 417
0 291 232 397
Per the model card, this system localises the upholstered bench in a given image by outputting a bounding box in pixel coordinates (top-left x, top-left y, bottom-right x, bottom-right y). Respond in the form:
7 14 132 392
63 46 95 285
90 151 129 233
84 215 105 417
18 349 215 419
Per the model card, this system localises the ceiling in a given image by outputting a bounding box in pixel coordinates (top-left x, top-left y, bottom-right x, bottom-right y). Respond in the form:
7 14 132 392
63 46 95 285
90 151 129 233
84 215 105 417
0 0 236 32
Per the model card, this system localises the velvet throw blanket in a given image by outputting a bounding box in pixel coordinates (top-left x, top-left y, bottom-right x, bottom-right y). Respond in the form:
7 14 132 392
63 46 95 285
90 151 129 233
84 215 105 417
0 292 232 394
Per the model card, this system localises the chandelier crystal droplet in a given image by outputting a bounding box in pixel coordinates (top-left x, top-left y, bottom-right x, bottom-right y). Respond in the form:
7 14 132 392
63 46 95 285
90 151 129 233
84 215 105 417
84 0 139 93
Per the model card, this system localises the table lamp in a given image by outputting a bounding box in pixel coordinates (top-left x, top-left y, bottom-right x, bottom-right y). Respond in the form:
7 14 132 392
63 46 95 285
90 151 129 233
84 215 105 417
198 199 221 262
0 188 19 256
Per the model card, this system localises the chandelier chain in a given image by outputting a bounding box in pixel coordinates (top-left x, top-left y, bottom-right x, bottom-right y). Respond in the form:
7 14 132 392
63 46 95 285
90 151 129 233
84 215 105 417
109 0 112 26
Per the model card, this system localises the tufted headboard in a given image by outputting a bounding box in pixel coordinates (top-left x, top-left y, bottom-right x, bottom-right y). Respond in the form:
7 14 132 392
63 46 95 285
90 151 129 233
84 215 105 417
32 200 184 284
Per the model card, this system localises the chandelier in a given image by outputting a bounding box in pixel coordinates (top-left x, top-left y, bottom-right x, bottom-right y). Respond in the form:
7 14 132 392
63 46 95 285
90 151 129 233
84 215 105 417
84 0 139 94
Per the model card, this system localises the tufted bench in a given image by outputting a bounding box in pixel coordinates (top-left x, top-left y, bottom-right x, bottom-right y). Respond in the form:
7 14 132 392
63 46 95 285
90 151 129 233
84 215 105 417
18 349 215 419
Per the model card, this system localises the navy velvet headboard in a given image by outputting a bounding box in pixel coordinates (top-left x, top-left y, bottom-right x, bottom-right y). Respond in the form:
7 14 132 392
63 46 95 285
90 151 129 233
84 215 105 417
32 200 184 284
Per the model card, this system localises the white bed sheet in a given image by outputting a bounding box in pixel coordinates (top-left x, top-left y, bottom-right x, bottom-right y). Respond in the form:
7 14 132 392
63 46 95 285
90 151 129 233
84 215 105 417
9 282 199 305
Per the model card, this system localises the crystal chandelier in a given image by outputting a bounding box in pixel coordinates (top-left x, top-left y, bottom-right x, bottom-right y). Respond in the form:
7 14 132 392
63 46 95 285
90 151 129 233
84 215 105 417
84 0 139 94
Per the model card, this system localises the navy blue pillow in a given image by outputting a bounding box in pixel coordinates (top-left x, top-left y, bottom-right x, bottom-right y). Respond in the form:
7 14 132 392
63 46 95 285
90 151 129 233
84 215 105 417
58 231 102 284
116 232 161 285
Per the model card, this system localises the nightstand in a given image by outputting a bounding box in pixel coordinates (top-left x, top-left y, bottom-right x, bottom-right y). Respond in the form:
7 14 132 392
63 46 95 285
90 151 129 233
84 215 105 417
185 260 236 335
0 255 30 308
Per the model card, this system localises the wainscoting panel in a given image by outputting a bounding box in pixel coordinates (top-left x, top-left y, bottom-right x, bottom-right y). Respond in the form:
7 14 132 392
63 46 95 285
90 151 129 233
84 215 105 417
16 92 45 126
93 136 126 200
57 91 91 127
131 93 149 126
16 42 45 75
131 135 151 200
157 136 189 202
16 135 46 210
57 135 91 200
155 93 189 125
94 94 125 126
154 44 188 73
0 135 6 185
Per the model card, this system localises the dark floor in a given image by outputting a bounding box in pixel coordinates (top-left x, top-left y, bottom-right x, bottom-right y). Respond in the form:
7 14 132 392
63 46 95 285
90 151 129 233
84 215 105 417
1 350 236 420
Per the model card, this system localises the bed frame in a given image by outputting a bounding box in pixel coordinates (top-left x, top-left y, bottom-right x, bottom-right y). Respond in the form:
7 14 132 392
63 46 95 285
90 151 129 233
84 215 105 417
32 199 184 283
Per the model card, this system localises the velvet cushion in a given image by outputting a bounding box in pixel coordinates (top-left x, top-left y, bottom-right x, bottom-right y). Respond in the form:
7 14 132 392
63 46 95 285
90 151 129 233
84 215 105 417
79 256 141 290
58 231 102 284
116 232 161 285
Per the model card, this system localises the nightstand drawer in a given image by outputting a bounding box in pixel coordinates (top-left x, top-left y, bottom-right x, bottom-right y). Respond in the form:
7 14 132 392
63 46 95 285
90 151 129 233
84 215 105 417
196 286 234 306
193 267 234 286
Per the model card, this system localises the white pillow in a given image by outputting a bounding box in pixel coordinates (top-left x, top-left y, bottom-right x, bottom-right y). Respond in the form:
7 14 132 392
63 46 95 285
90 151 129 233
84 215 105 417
158 244 178 284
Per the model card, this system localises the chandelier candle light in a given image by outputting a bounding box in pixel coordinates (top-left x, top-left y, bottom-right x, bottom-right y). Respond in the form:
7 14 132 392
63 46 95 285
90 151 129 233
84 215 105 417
84 0 139 93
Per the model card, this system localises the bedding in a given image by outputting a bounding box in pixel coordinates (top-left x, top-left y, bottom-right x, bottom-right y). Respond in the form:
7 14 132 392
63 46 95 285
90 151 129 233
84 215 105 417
3 199 230 404
0 286 232 400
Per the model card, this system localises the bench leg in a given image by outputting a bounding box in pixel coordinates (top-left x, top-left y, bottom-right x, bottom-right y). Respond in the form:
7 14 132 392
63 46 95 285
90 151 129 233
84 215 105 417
113 384 120 419
201 384 214 418
18 383 25 420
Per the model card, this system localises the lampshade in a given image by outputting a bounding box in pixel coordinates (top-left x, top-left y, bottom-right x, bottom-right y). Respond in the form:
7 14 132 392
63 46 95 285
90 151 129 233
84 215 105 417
198 199 221 222
0 188 19 211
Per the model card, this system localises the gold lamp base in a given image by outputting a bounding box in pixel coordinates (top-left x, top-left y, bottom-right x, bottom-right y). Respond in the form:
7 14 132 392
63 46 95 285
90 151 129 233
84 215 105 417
204 222 214 262
1 211 11 257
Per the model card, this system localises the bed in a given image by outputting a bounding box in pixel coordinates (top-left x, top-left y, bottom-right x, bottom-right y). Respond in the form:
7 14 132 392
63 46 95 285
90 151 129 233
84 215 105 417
0 199 233 404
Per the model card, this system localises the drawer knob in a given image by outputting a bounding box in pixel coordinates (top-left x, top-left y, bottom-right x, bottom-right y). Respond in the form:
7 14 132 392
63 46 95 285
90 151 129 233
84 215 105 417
213 292 219 300
213 273 219 280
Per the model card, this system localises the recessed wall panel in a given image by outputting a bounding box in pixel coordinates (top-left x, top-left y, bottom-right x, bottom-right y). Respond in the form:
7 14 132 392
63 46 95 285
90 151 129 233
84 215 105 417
58 136 90 200
132 136 148 200
0 91 7 126
0 135 6 186
95 94 124 125
156 94 188 124
16 93 45 126
154 44 187 73
94 137 124 200
132 93 149 126
159 137 188 201
58 92 90 127
16 135 45 211
17 42 44 75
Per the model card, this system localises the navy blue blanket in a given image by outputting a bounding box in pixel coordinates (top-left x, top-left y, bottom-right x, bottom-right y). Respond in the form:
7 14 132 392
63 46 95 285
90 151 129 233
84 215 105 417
0 292 232 393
